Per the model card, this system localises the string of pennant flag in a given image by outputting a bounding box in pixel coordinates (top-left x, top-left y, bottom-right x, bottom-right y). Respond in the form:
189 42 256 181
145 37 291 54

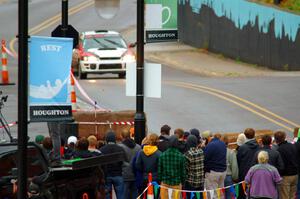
137 181 246 199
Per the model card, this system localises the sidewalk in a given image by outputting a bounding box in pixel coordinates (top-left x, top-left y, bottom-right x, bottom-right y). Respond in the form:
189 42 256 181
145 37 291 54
122 27 300 77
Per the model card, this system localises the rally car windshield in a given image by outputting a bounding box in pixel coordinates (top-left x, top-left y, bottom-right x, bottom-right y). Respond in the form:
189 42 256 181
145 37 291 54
83 35 127 50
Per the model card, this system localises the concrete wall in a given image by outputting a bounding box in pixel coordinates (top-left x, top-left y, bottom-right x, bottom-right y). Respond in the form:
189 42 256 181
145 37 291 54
178 0 300 70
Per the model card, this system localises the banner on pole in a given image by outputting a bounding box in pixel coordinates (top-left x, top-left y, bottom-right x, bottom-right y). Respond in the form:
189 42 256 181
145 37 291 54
29 36 73 122
145 0 178 43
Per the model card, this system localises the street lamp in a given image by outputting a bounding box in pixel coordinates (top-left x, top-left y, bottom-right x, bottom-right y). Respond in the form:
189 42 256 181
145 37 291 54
18 0 29 198
94 0 120 19
134 0 146 145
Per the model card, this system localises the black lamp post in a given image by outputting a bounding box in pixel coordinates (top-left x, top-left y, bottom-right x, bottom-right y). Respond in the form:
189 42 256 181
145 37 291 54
18 0 29 198
62 0 68 37
134 0 146 145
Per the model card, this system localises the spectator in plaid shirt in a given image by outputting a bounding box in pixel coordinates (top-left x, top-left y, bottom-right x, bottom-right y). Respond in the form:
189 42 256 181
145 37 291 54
184 135 204 199
158 135 186 199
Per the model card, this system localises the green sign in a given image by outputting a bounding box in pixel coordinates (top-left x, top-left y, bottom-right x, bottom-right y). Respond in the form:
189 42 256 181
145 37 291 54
145 0 177 29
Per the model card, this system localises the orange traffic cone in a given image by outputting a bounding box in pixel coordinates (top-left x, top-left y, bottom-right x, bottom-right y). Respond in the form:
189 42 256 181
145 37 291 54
1 40 14 85
70 69 77 112
147 173 154 199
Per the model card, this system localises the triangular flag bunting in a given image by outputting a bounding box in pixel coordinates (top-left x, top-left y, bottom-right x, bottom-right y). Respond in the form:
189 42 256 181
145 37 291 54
154 185 159 198
209 190 214 199
242 182 246 194
195 192 200 199
216 189 221 199
235 184 239 198
203 191 207 199
190 192 194 199
230 186 235 198
174 190 180 198
182 191 186 199
168 188 173 199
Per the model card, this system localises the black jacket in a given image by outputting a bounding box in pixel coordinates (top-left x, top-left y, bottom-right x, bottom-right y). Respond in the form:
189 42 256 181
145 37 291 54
254 145 284 173
295 140 300 173
277 141 298 176
100 143 126 177
237 139 259 180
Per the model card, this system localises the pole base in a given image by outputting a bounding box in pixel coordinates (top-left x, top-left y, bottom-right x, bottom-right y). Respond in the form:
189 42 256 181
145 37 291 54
0 82 15 86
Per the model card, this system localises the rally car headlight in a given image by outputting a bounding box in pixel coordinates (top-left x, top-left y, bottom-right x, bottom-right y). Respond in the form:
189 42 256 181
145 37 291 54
122 54 135 63
83 56 99 62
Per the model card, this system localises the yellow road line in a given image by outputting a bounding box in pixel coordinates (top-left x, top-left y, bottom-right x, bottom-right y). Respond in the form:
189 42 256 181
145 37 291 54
170 81 300 128
168 81 294 132
9 0 94 55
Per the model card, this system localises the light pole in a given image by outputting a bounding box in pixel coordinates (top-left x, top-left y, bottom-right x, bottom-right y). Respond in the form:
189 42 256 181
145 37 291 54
134 0 146 145
62 0 68 37
18 0 29 198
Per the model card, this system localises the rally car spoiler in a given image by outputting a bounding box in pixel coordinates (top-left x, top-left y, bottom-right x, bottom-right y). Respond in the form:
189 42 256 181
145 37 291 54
51 152 125 171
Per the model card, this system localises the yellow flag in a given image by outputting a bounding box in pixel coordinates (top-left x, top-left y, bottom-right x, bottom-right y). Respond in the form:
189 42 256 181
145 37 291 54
217 189 221 199
203 191 207 199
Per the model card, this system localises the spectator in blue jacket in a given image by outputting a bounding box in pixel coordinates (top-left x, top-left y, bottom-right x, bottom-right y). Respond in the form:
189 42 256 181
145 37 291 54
204 133 227 195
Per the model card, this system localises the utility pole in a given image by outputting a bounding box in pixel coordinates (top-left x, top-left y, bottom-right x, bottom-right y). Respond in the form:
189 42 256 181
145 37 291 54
134 0 146 145
18 0 28 198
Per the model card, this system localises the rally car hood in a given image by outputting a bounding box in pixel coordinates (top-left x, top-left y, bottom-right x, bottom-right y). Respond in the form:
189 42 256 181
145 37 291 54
87 48 127 58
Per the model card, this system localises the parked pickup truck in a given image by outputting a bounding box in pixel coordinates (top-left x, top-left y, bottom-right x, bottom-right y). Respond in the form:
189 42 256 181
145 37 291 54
0 142 124 199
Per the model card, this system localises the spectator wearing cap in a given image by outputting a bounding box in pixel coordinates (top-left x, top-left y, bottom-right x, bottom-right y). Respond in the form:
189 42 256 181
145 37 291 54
184 135 204 198
158 124 171 152
237 128 259 199
236 133 246 151
174 128 187 153
254 134 284 172
190 128 201 145
118 129 141 199
183 131 190 141
88 135 101 156
275 130 298 199
203 133 227 196
158 135 186 199
35 135 45 145
135 133 161 196
223 135 239 199
100 131 127 199
64 136 77 159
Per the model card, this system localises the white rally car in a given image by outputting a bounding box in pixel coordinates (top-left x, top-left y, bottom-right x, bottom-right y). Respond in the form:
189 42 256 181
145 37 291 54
72 30 135 79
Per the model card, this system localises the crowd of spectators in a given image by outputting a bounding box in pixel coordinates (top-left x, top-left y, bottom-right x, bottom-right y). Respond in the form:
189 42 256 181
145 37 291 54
35 126 300 199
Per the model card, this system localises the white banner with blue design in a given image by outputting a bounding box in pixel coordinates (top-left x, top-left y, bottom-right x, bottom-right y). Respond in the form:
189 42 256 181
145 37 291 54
29 36 73 122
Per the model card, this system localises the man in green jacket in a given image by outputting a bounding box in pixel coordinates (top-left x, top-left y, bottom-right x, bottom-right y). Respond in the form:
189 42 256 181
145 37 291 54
158 135 186 199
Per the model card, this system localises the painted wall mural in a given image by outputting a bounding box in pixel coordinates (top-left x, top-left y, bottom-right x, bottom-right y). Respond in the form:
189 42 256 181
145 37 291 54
178 0 300 70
